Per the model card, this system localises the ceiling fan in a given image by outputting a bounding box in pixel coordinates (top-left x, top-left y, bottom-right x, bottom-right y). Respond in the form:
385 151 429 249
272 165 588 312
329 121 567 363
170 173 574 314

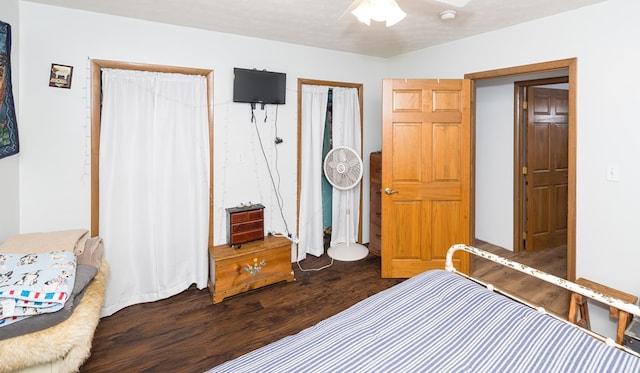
433 0 472 7
348 0 473 27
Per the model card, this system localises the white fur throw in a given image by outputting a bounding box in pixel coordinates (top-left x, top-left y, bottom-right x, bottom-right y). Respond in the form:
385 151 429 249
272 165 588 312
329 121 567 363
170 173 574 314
0 259 108 373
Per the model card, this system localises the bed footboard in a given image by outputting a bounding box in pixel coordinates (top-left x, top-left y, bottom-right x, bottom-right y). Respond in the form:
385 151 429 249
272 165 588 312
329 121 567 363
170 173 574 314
446 244 640 338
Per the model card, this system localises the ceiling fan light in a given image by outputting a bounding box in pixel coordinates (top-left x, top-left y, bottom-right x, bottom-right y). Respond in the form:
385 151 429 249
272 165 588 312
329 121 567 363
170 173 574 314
351 1 373 26
351 0 406 27
385 1 407 27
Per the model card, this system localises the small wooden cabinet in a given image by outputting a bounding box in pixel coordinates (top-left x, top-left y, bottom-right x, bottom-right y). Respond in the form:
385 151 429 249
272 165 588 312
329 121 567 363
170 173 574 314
208 235 294 303
369 151 382 256
226 204 265 246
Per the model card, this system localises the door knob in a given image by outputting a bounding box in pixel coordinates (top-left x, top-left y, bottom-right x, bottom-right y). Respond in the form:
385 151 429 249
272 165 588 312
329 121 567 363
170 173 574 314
384 187 399 195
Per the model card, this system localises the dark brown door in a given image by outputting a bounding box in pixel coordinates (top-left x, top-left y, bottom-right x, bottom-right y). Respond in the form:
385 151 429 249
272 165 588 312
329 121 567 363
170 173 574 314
381 79 471 278
525 87 568 251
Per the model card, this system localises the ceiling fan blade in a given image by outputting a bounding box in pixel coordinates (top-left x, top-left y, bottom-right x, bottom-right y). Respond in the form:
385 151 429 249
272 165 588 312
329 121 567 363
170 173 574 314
434 0 472 7
339 0 362 20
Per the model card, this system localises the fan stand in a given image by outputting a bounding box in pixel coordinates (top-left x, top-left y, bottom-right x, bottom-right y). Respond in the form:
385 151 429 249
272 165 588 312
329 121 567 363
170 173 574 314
327 241 369 261
327 196 368 261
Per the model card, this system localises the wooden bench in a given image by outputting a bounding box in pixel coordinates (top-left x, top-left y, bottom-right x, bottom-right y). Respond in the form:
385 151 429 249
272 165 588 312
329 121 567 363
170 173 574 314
568 277 638 344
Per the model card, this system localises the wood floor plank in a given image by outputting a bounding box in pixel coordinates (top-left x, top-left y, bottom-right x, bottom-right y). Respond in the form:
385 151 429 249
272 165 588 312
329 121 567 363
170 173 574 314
472 241 568 317
80 242 567 372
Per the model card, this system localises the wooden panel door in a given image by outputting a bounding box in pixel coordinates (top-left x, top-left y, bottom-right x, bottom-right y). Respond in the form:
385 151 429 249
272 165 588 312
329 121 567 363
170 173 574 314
525 87 568 251
381 79 471 278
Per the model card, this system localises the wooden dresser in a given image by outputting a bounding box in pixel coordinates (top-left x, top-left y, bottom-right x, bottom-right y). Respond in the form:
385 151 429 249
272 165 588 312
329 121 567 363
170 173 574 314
369 151 382 256
208 235 294 303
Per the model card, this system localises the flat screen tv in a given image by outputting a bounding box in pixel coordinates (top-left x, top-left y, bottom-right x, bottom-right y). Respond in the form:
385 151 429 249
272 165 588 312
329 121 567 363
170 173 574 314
233 68 286 106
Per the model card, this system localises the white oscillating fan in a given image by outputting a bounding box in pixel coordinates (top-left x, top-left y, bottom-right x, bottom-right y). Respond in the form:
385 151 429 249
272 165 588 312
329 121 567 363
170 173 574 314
323 146 369 261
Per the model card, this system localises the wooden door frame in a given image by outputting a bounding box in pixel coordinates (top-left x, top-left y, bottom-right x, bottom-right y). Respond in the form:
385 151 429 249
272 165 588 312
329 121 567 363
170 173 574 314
90 59 215 247
514 77 569 253
296 79 364 243
465 58 577 281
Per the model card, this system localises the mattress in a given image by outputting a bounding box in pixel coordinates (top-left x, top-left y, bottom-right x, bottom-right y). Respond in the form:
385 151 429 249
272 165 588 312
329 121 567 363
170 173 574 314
209 269 640 372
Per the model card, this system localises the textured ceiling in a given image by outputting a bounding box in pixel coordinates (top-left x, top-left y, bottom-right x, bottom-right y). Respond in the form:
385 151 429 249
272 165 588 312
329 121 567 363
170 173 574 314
25 0 605 58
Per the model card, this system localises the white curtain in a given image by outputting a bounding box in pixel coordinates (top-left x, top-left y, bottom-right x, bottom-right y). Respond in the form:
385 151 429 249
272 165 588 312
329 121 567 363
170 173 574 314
297 85 329 261
99 68 210 316
330 88 362 246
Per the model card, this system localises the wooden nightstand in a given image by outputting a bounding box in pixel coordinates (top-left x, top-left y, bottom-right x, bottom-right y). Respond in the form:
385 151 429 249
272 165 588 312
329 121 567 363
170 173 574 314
208 235 295 303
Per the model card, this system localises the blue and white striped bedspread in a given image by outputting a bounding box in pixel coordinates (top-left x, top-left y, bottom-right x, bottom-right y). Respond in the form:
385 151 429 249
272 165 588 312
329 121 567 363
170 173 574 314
210 269 640 373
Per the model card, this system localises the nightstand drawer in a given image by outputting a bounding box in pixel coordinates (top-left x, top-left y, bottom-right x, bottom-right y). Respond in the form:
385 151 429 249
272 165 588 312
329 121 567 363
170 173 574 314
230 209 263 223
230 229 264 245
231 220 264 233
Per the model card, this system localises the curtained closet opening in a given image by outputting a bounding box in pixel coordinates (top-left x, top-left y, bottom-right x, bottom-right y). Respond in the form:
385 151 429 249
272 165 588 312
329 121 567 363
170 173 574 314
296 80 364 262
90 60 214 317
321 89 333 247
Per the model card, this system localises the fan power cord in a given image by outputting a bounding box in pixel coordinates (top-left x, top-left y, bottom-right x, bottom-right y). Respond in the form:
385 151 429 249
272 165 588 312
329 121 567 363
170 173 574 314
297 258 334 272
294 235 334 272
271 231 334 272
268 231 296 242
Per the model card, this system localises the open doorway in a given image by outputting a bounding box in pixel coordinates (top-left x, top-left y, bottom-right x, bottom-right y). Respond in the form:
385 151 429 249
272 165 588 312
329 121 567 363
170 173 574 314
466 58 577 281
516 78 569 253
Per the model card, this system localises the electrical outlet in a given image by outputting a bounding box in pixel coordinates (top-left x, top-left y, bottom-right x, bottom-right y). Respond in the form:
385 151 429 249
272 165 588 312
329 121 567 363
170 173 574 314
606 165 620 182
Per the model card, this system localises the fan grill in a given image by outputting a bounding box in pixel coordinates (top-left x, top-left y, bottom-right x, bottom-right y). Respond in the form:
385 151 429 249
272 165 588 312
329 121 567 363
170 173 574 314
324 147 363 190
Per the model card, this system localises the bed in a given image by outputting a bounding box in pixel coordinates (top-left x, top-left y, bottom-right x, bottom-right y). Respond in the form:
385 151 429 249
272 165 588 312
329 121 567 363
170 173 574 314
0 230 108 373
209 244 640 372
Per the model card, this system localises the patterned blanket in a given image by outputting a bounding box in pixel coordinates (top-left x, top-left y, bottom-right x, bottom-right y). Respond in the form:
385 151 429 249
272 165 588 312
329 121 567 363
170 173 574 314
0 250 76 327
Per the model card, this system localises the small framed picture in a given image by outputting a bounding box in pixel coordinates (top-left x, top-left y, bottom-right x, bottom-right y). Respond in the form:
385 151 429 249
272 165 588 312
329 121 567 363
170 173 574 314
49 63 73 89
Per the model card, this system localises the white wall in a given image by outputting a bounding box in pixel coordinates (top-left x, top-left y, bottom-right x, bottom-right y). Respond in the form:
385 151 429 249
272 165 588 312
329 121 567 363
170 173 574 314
0 0 20 242
474 78 515 250
17 2 385 248
388 0 640 338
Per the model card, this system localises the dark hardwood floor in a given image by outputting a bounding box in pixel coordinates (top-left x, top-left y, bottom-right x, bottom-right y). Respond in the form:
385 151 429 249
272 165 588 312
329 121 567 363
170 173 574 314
472 240 568 318
80 241 567 373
